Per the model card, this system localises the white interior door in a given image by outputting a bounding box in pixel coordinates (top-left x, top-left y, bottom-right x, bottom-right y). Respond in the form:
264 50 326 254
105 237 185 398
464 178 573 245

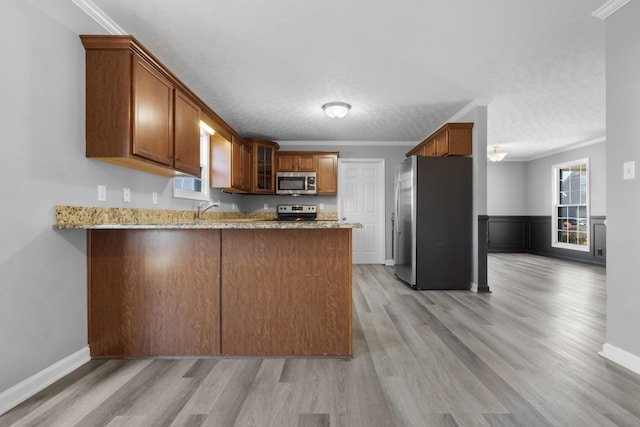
338 159 385 264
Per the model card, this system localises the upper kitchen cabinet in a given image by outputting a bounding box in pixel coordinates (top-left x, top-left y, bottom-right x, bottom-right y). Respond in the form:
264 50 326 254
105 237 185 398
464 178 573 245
211 132 252 193
173 90 202 176
81 35 203 177
406 122 474 158
276 152 316 172
316 153 339 195
246 138 279 194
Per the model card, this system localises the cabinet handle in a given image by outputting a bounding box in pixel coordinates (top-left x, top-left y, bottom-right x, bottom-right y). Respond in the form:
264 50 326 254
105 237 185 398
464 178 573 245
175 157 181 162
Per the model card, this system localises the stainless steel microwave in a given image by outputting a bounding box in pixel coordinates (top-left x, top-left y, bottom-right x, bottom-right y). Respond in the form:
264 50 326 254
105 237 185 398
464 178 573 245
276 172 316 195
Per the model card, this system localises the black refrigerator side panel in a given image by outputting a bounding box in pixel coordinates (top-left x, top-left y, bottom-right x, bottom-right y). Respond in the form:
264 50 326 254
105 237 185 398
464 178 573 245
415 156 472 290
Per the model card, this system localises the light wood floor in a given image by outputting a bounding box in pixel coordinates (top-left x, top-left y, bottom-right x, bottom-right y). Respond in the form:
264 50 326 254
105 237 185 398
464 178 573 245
2 254 639 427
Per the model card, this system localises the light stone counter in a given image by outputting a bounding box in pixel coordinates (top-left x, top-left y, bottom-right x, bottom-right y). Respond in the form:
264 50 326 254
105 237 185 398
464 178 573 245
53 206 361 229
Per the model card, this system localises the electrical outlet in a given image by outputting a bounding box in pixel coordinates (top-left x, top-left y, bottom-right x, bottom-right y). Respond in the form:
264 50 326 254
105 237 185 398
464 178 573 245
623 161 635 180
264 204 269 210
98 185 106 201
232 203 237 210
319 203 324 210
123 187 131 203
152 192 158 205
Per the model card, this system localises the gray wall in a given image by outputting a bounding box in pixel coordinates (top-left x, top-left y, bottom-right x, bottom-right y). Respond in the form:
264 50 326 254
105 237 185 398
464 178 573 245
524 142 606 216
0 0 236 395
605 2 640 359
487 162 527 215
487 142 606 217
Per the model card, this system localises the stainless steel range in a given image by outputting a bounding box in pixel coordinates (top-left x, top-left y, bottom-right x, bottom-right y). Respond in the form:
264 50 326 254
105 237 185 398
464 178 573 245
277 204 317 221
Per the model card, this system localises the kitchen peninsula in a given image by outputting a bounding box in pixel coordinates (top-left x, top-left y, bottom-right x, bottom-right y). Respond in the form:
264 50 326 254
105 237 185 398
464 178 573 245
55 206 360 359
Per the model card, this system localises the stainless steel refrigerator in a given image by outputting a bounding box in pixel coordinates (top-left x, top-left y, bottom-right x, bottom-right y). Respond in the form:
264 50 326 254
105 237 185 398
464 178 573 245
394 155 472 290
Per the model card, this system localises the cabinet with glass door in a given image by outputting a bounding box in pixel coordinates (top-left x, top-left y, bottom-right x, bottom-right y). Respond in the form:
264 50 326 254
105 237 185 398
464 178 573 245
247 138 279 194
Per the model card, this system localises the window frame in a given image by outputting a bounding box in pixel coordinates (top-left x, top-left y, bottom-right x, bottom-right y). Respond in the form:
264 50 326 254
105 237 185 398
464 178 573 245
173 124 212 201
551 157 590 252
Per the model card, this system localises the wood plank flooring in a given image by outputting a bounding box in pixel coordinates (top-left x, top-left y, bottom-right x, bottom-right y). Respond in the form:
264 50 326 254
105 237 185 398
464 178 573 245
2 253 639 426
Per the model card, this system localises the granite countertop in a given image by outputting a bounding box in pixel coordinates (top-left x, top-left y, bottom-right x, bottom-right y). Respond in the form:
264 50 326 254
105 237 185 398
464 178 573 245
53 206 362 230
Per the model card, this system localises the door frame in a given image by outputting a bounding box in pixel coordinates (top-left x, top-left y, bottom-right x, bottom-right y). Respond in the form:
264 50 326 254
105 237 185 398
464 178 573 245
338 158 386 264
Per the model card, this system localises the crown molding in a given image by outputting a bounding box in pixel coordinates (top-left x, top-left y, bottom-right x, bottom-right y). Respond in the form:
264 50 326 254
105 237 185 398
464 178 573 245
276 140 416 147
447 98 493 122
592 0 631 20
72 0 126 34
522 136 606 162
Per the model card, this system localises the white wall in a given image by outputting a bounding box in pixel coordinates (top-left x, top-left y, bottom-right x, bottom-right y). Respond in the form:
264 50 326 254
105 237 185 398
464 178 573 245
603 1 640 365
0 0 230 396
524 142 606 216
487 162 527 215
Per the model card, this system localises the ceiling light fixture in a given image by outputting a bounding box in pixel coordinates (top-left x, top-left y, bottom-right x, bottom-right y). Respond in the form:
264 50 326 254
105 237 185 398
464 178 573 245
487 145 507 162
322 102 351 118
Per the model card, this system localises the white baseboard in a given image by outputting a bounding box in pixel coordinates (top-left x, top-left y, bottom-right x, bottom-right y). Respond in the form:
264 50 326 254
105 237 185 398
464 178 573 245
599 343 640 376
0 346 90 416
385 259 394 266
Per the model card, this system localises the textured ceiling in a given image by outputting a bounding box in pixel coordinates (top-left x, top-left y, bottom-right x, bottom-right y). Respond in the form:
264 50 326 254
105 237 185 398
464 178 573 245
60 0 608 160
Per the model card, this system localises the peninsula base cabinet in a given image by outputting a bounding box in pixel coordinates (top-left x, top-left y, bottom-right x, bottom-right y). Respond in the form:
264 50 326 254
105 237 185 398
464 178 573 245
88 230 221 357
221 229 352 356
87 228 352 358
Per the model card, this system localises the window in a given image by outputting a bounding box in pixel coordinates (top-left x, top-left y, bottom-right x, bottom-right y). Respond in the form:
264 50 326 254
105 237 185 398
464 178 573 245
173 122 213 201
552 158 589 251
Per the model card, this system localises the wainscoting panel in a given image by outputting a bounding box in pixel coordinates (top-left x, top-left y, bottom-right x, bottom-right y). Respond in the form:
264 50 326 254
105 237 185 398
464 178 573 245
487 216 528 252
528 216 551 253
487 215 606 266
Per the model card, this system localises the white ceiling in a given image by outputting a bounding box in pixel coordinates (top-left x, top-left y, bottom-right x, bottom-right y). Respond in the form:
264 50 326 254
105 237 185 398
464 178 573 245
41 0 609 160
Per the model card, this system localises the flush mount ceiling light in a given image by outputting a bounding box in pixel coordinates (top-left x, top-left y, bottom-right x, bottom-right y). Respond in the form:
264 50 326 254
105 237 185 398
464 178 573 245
322 102 351 118
487 145 508 162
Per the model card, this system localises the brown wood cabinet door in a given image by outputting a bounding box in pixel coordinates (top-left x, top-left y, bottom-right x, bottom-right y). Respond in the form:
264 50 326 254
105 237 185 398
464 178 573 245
132 56 174 166
317 154 338 195
231 136 244 189
425 141 436 156
253 143 275 193
174 91 201 176
277 154 297 171
298 154 316 171
210 133 232 188
435 133 449 156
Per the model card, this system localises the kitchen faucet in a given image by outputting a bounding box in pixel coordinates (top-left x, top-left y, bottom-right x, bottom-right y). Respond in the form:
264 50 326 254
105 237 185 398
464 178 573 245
197 200 220 219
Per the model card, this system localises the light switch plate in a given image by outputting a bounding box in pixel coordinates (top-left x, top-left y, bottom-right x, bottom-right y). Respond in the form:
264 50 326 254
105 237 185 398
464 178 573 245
152 192 158 205
123 187 131 203
623 161 635 180
98 185 106 201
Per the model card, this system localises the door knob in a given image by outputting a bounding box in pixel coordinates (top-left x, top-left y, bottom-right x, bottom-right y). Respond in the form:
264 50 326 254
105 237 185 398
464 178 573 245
342 217 347 221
